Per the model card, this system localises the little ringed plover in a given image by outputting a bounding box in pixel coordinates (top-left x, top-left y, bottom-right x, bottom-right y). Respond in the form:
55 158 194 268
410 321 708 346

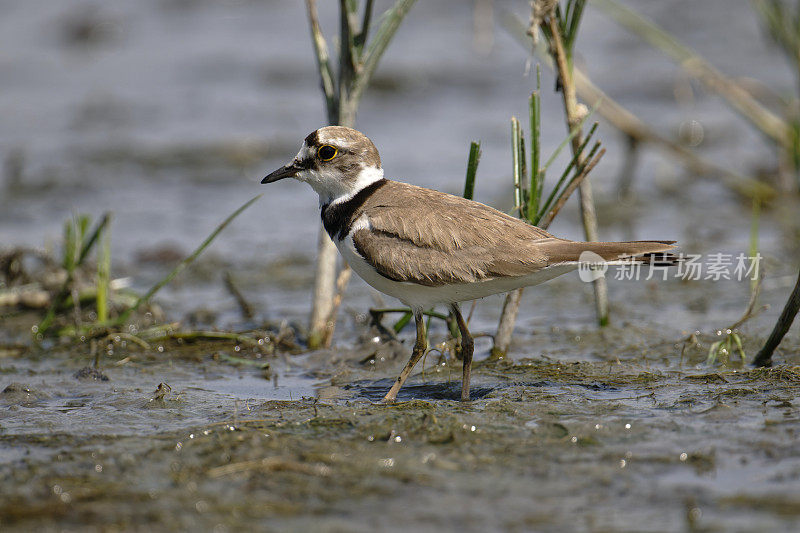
263 126 677 402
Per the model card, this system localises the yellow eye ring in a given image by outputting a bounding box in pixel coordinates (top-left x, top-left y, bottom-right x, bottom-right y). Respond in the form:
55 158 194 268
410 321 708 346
317 145 337 161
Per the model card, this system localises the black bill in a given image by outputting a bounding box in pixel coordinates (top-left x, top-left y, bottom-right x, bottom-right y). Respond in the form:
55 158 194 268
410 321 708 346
261 163 299 184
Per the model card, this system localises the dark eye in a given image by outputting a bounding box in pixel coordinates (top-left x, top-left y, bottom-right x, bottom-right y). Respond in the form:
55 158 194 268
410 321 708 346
317 145 337 161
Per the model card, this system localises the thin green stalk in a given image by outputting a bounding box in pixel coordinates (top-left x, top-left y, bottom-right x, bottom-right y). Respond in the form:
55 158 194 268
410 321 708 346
518 129 528 219
463 141 481 200
63 214 90 272
539 103 597 175
77 213 111 267
38 213 111 336
446 309 460 341
111 194 262 328
528 77 542 220
386 308 450 333
393 311 413 333
578 140 602 172
537 123 598 221
545 8 609 326
96 223 111 323
511 117 524 213
538 147 606 230
562 0 587 66
62 217 78 272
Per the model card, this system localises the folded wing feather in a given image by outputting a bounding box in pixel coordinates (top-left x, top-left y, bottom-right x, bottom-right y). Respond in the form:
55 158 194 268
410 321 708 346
351 180 676 287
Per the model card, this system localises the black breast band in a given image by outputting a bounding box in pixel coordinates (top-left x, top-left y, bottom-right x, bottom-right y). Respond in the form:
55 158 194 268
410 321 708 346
321 179 387 241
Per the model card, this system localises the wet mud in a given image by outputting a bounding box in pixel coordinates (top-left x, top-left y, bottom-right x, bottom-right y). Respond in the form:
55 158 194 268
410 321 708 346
1 320 799 532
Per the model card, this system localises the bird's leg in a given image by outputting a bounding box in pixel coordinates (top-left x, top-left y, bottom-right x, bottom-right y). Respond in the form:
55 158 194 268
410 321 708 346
382 310 427 403
450 303 474 401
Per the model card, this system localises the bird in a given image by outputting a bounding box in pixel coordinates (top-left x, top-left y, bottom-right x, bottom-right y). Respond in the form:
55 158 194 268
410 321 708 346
262 126 677 402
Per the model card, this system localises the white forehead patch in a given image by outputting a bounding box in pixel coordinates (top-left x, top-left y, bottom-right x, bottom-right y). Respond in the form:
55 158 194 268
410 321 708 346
316 132 352 148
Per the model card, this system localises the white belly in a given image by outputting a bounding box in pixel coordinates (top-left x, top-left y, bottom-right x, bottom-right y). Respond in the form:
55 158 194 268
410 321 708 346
336 232 578 310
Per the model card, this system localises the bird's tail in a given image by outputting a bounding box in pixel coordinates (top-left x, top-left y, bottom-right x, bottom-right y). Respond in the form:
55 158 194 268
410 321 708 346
542 240 680 266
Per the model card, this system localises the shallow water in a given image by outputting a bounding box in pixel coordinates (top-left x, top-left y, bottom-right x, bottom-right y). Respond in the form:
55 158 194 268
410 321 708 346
1 0 798 335
2 0 800 530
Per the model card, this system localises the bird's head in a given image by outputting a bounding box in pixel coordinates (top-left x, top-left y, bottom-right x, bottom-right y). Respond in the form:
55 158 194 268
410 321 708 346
262 126 383 205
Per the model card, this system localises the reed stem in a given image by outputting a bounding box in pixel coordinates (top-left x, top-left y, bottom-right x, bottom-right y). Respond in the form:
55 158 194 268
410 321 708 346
545 10 609 326
305 0 418 348
501 10 775 200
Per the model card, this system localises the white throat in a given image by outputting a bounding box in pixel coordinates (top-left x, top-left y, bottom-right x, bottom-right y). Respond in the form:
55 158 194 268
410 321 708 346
309 165 384 206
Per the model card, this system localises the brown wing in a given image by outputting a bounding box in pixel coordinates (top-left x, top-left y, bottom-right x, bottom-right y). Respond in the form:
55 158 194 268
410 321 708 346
352 180 676 286
361 181 556 250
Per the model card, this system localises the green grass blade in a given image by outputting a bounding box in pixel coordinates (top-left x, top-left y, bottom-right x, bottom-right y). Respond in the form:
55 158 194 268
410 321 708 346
518 129 528 220
537 122 599 221
39 213 111 336
538 158 577 223
556 140 602 198
511 117 524 213
731 332 746 360
463 141 481 200
424 310 434 343
555 4 566 36
537 139 601 225
112 194 263 327
706 340 721 365
566 0 587 53
393 311 413 333
96 223 111 323
539 102 597 175
38 287 66 335
77 213 111 267
63 218 76 271
528 76 542 219
77 214 90 242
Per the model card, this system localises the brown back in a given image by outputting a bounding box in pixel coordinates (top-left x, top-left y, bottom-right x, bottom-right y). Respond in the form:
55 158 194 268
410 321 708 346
352 180 675 286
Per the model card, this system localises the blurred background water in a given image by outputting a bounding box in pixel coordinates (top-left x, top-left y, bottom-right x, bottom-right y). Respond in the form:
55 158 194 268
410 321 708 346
1 0 798 348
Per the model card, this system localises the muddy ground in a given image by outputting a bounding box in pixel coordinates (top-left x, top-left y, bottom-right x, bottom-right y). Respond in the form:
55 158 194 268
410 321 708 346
1 305 800 532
